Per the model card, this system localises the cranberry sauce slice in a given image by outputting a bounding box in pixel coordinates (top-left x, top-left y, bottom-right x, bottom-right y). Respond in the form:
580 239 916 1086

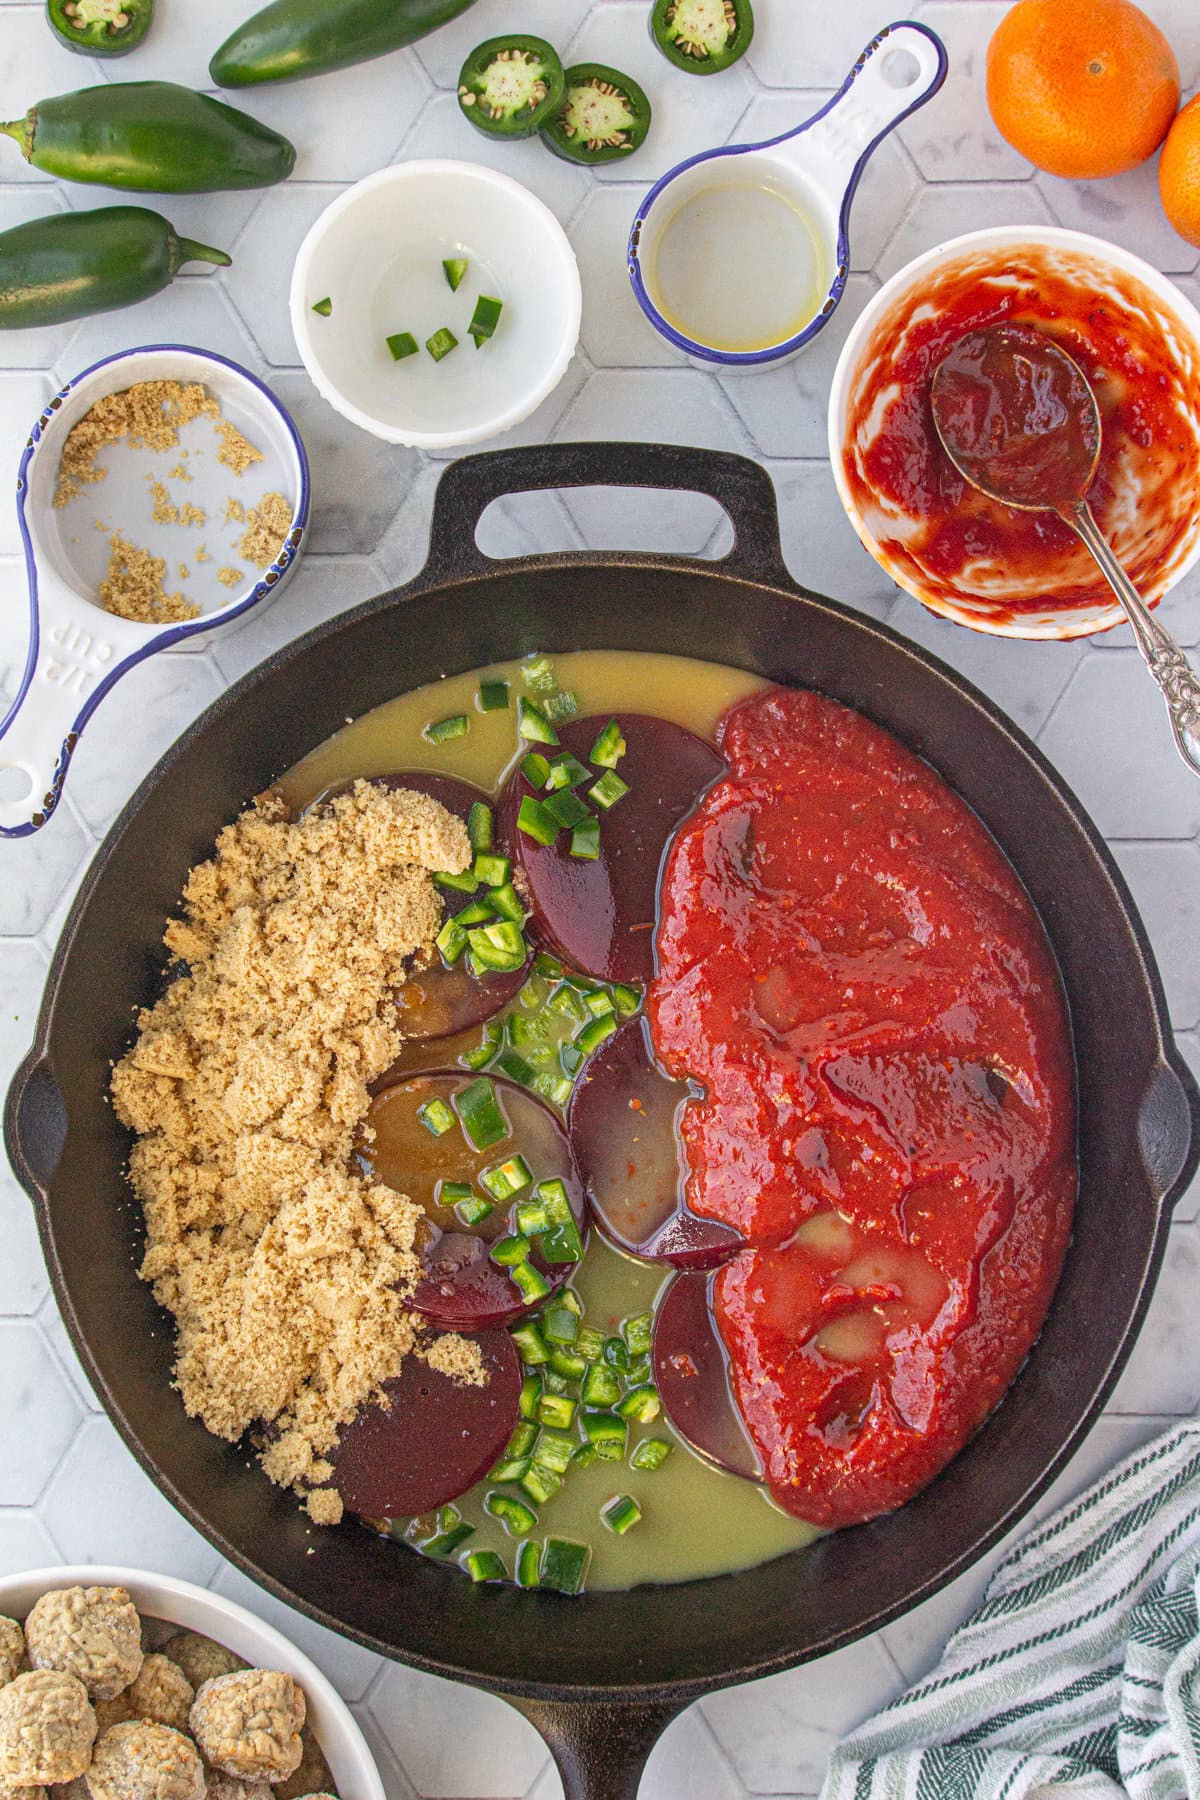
568 1017 743 1270
371 772 529 1040
653 1271 763 1482
499 715 725 983
364 1071 586 1331
330 1327 521 1518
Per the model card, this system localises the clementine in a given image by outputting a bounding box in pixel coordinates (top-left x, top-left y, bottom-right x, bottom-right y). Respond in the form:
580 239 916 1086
1160 94 1200 248
986 0 1180 180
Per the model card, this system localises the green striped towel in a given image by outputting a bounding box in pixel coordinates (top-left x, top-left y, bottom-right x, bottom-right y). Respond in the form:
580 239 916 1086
822 1422 1200 1799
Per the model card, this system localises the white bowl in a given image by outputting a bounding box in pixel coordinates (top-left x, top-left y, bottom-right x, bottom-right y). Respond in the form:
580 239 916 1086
828 226 1200 640
0 1566 384 1800
290 161 581 450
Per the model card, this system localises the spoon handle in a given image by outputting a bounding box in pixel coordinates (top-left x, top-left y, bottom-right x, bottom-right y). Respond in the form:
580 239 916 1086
1069 498 1200 780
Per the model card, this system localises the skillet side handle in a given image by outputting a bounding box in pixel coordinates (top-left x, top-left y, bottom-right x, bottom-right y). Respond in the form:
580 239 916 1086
1139 1058 1200 1213
504 1695 685 1800
421 441 793 591
3 1050 67 1199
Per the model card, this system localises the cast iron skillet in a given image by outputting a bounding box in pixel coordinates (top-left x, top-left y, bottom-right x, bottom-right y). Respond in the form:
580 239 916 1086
6 444 1199 1799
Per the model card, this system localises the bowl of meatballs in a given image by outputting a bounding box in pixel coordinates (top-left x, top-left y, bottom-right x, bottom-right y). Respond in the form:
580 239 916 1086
0 1569 384 1800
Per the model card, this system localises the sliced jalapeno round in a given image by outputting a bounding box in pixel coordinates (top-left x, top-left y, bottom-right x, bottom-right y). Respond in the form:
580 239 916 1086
457 35 565 138
540 63 652 165
46 0 154 56
650 0 754 74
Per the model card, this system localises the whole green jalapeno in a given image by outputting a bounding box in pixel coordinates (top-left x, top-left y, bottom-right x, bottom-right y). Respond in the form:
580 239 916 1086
0 206 231 329
210 0 480 88
0 82 296 192
46 0 155 56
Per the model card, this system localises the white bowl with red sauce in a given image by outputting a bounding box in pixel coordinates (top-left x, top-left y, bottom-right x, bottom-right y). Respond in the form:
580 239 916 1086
828 226 1200 640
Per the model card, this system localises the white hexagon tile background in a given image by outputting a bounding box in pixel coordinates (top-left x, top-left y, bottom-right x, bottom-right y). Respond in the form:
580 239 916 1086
2 1 1200 1796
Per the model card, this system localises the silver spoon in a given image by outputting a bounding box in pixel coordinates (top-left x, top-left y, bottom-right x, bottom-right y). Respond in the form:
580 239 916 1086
930 321 1200 779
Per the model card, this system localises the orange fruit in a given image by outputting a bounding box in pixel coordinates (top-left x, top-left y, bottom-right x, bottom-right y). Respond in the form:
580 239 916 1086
1160 94 1200 247
986 0 1180 180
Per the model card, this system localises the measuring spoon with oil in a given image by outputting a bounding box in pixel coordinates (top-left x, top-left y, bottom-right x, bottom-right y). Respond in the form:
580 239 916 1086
628 21 947 368
0 345 309 838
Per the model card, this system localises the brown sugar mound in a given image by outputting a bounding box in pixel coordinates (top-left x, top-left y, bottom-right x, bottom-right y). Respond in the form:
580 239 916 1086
55 383 220 509
235 494 292 571
99 535 200 626
110 782 480 1523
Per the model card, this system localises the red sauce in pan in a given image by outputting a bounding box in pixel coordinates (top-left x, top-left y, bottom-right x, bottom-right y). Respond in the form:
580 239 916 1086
841 247 1200 624
648 687 1077 1528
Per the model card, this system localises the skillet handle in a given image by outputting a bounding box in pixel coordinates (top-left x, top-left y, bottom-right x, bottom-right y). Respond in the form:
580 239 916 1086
503 1695 685 1800
1139 1057 1200 1211
422 442 793 590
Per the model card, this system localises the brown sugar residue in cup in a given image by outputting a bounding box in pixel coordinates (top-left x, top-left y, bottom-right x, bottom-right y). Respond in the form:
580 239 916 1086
109 782 481 1524
216 567 243 590
214 418 263 476
99 534 200 625
150 482 208 529
235 493 292 570
54 382 223 509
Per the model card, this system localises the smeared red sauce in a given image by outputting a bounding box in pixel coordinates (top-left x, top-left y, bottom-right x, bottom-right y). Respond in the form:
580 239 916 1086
647 687 1076 1529
931 322 1099 510
841 247 1200 625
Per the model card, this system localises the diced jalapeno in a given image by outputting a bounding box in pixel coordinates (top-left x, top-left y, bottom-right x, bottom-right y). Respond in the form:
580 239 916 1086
417 1097 455 1136
463 1548 507 1582
387 331 418 360
458 35 566 138
545 788 591 830
469 294 504 348
571 817 600 860
541 64 653 165
426 326 459 361
443 256 468 291
516 1540 541 1587
312 295 332 316
631 1437 674 1471
601 1495 642 1535
478 677 510 711
540 1537 590 1594
546 751 591 790
467 801 494 852
518 697 559 744
423 712 469 744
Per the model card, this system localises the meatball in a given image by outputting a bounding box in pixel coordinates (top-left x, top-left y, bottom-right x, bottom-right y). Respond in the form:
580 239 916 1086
2 1786 47 1800
271 1731 331 1800
203 1777 270 1800
0 1671 96 1787
188 1674 304 1785
90 1701 131 1739
119 1663 192 1739
85 1723 204 1800
26 1592 142 1704
0 1623 25 1690
156 1646 243 1699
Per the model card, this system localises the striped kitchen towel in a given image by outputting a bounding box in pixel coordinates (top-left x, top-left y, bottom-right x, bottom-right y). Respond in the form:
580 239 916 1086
822 1421 1200 1799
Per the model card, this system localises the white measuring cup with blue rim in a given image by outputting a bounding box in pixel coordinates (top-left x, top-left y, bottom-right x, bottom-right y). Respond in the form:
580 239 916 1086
1 345 309 838
628 20 948 368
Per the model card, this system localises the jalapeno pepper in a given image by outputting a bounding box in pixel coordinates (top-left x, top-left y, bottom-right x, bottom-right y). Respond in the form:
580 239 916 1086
650 0 754 73
1 82 296 192
46 0 154 55
457 36 565 139
210 0 479 88
540 63 652 165
0 206 231 330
